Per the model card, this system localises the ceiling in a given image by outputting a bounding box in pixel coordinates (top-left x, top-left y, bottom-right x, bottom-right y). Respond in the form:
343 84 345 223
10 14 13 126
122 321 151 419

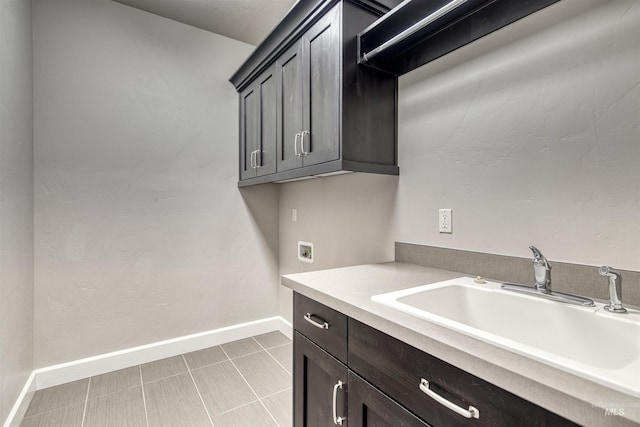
113 0 299 45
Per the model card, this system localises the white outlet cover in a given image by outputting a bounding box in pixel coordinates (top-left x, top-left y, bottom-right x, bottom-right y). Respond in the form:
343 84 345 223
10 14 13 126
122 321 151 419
439 209 452 233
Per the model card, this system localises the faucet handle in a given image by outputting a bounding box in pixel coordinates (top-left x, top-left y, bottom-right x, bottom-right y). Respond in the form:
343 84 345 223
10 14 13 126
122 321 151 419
599 266 627 314
529 246 550 269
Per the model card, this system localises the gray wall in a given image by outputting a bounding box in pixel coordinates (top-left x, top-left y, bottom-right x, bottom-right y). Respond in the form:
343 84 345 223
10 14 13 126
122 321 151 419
33 0 279 367
0 0 34 420
278 0 640 318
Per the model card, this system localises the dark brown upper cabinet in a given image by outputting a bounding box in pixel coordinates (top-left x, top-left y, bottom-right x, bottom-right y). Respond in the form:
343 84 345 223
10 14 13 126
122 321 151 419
230 0 402 187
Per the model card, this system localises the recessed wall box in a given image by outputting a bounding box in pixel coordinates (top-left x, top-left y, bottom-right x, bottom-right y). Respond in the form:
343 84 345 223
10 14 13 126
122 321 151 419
298 241 314 263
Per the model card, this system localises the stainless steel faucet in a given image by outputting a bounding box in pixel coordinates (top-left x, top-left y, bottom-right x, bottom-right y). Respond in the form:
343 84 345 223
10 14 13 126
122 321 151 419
501 245 595 307
599 266 627 314
530 246 551 293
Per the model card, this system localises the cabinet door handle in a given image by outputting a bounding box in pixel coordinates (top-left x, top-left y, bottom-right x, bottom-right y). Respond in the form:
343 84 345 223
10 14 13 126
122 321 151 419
301 130 310 156
250 150 255 169
294 133 302 157
304 313 329 329
255 150 261 168
419 378 479 419
332 380 346 425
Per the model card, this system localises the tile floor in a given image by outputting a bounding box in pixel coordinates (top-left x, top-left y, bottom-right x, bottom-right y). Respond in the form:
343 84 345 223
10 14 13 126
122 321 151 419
21 331 293 427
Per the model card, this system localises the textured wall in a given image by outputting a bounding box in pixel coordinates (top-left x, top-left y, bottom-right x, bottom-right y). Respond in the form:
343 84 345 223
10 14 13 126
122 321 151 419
278 173 398 320
278 0 640 319
0 0 34 420
394 0 640 270
33 0 279 367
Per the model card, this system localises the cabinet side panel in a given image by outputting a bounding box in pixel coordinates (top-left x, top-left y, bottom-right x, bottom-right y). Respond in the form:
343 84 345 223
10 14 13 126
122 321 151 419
341 2 397 166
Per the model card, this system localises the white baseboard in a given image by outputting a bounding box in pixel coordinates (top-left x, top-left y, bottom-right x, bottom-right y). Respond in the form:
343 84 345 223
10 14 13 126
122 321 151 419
278 317 293 340
34 316 292 390
3 371 36 427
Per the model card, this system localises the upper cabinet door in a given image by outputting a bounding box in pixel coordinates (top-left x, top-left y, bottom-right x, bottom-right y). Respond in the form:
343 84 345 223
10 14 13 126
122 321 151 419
239 82 259 180
256 65 277 176
301 5 340 167
276 41 304 172
240 65 277 180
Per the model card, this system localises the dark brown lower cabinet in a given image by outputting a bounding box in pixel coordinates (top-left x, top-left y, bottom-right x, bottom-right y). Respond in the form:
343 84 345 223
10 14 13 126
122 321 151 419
293 293 578 427
348 372 429 427
294 331 348 427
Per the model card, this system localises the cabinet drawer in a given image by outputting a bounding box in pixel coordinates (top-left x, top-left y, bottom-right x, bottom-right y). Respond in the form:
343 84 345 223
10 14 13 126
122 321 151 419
349 319 577 427
294 293 347 364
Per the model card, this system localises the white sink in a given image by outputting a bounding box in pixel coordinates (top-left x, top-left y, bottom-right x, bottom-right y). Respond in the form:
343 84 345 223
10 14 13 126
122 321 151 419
372 277 640 396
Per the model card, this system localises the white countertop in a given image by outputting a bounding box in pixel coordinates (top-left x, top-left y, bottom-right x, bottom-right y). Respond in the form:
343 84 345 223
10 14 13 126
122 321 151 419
282 261 640 427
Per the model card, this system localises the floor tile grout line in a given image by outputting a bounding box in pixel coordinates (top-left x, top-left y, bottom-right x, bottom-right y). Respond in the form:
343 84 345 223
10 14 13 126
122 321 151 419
80 378 91 427
251 336 265 349
260 387 292 401
252 335 292 352
85 384 142 402
255 389 282 426
138 365 150 427
225 347 265 360
184 349 230 373
255 338 292 376
186 357 230 373
141 371 188 386
182 354 216 427
212 398 260 416
221 345 281 427
269 341 293 351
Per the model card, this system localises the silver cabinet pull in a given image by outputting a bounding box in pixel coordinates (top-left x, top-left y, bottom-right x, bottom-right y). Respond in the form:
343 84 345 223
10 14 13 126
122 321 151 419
332 380 346 425
301 130 310 156
254 150 261 168
294 133 302 157
304 313 329 329
419 378 479 419
250 150 255 169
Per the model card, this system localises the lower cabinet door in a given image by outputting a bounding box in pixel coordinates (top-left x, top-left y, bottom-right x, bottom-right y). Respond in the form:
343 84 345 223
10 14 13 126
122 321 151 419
294 331 348 427
348 372 430 427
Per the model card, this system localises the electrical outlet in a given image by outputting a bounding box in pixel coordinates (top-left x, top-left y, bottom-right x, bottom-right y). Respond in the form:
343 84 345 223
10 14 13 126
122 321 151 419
292 209 297 222
439 209 452 233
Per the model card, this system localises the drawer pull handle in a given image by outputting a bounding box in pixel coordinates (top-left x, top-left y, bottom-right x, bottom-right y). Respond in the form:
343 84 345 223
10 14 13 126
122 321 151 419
304 313 329 329
419 378 479 419
332 380 346 425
